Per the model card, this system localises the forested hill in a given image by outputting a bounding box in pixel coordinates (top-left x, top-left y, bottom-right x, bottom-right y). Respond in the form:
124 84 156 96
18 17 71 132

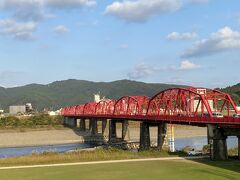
0 79 239 112
0 79 180 111
221 83 240 106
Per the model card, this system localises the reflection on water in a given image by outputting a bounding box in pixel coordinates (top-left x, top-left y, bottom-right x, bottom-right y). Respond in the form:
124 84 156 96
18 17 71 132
0 143 93 158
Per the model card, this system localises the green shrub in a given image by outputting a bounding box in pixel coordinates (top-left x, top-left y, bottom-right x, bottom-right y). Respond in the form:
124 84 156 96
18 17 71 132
0 114 64 128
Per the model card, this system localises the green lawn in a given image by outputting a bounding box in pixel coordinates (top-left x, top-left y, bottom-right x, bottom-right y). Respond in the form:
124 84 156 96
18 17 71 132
0 160 239 180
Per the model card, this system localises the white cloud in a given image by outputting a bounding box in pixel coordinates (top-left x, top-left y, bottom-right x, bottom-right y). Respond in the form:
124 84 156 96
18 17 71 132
104 0 210 22
105 0 182 22
167 32 198 40
53 25 70 34
182 26 240 58
0 0 95 21
0 0 95 40
178 60 200 70
127 63 160 79
0 19 38 40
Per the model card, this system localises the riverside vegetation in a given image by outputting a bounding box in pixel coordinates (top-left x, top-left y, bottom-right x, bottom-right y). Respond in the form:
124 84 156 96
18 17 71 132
0 114 64 129
0 147 238 168
0 148 186 167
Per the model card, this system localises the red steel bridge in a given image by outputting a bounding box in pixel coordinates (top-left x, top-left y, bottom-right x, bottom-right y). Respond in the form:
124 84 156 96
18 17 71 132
61 87 240 160
61 87 240 127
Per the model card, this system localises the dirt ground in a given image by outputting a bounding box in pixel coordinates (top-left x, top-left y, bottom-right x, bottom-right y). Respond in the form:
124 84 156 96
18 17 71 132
0 124 207 148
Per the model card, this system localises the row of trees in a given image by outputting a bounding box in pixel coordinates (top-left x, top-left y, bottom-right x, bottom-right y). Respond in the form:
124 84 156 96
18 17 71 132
0 114 64 128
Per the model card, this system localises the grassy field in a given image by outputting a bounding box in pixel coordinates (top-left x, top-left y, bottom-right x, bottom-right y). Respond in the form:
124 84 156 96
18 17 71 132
0 160 239 180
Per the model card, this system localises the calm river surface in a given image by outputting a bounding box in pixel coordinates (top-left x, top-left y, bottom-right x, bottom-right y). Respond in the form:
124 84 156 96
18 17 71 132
0 136 238 158
0 143 93 158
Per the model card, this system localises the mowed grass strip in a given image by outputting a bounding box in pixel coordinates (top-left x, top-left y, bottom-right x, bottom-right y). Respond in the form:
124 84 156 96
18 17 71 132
0 160 239 180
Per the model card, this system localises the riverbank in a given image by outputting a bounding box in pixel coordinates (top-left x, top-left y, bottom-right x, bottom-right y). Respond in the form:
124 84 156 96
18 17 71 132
0 125 207 148
0 148 187 167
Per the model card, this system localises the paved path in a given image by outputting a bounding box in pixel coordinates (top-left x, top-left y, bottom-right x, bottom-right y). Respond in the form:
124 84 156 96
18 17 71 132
0 156 207 171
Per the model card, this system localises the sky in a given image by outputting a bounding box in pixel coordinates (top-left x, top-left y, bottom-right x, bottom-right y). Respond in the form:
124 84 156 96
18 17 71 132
0 0 239 88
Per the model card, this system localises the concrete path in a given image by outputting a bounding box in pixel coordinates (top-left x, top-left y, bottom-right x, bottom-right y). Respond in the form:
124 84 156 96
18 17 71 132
0 156 207 171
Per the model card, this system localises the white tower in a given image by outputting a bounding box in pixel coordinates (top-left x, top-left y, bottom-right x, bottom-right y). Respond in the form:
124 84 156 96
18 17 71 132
94 93 101 103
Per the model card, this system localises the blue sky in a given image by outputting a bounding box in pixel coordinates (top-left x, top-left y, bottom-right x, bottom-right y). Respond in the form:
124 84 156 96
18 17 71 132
0 0 239 88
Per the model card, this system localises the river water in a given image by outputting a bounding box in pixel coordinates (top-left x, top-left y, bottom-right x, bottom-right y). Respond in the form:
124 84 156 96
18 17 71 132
174 136 238 151
0 136 238 158
0 143 93 159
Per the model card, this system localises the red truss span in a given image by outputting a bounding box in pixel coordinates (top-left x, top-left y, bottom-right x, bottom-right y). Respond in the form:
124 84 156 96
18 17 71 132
61 87 240 127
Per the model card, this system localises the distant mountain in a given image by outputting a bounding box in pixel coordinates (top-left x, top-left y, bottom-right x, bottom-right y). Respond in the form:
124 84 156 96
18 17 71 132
0 79 239 112
0 79 181 111
221 83 240 106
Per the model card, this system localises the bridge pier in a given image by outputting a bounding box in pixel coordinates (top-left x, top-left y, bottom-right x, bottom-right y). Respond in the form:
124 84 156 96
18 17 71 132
207 124 228 160
63 117 68 125
157 123 167 151
108 120 129 143
80 119 86 131
122 120 129 141
63 117 77 128
109 120 117 143
140 122 150 150
140 122 167 151
90 118 98 136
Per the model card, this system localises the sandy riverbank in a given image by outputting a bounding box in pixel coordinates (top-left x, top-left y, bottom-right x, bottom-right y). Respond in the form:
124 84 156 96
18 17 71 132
0 125 207 148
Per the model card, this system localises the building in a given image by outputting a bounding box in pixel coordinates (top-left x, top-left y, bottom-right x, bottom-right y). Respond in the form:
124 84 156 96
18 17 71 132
26 103 33 112
48 110 61 116
237 107 240 112
9 105 26 115
94 93 106 103
9 103 33 115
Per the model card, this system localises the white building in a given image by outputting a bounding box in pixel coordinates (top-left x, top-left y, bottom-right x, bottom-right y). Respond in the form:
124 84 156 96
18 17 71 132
237 107 240 112
9 105 26 115
48 110 61 116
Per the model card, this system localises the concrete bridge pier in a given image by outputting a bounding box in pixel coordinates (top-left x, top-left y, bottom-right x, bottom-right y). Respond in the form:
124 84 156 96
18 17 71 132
140 122 150 150
80 119 86 131
86 119 94 132
63 117 77 127
140 122 167 151
109 120 129 143
63 117 68 125
207 124 228 160
157 123 167 151
122 120 129 142
90 118 98 136
109 120 117 143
